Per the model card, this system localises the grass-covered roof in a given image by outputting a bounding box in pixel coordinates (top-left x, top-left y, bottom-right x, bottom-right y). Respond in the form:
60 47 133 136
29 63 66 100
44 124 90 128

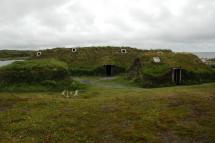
31 47 212 72
32 47 173 69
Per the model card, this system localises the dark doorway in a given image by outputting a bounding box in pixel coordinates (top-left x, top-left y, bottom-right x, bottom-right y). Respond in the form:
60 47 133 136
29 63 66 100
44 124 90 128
94 65 125 76
106 65 112 76
172 68 182 85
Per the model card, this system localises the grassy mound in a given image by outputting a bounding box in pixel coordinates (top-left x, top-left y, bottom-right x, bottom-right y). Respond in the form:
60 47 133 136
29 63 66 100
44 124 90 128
0 59 69 83
0 59 86 91
128 52 215 87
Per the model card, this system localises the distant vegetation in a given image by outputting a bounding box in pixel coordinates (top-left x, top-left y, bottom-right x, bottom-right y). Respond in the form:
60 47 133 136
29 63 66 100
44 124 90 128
0 50 33 60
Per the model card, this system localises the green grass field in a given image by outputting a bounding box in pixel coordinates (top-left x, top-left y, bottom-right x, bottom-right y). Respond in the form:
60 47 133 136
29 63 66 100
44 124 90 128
0 77 215 143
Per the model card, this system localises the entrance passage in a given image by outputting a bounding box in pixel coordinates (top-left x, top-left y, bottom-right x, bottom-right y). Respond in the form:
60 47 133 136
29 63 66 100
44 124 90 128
172 68 182 85
106 65 112 76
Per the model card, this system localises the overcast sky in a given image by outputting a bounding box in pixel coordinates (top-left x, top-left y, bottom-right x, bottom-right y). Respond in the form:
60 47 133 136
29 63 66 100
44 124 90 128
0 0 215 52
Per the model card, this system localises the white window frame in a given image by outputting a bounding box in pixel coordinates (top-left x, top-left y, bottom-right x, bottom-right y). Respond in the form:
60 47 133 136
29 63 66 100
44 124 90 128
121 49 127 54
72 48 77 53
36 51 42 56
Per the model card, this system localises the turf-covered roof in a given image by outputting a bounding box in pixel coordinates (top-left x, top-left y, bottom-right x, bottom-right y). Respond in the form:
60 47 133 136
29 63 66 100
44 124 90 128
32 46 212 72
32 47 173 69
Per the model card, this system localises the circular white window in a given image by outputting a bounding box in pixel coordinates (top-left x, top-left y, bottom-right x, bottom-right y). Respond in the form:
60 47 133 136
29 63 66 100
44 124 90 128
36 51 42 56
72 48 77 52
121 49 127 54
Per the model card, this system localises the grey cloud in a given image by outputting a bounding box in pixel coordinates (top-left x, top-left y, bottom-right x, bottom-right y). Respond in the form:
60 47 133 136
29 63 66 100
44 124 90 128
0 0 215 52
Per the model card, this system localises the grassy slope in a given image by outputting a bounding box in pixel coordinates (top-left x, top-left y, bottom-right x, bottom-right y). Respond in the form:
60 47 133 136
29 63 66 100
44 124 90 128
0 78 215 143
